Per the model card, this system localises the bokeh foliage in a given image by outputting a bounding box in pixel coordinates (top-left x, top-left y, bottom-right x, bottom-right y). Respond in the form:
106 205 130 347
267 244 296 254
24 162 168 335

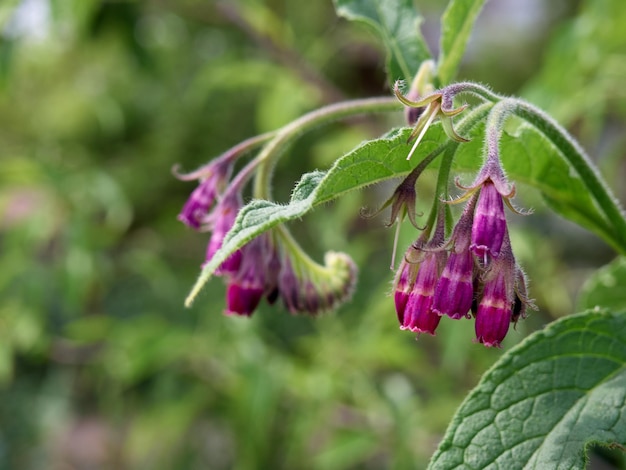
1 1 625 469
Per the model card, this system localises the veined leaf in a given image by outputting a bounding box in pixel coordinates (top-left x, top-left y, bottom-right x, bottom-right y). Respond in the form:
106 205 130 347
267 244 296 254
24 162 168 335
437 0 486 85
333 0 431 86
428 310 626 469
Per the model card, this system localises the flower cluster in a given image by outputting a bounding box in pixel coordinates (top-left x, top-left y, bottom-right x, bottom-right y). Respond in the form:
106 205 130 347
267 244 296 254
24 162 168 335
177 154 356 317
393 157 533 347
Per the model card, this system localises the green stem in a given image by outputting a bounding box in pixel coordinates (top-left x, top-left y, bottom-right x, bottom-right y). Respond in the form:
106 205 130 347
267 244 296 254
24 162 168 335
275 226 327 277
174 131 276 180
424 102 494 235
441 81 503 108
253 97 402 199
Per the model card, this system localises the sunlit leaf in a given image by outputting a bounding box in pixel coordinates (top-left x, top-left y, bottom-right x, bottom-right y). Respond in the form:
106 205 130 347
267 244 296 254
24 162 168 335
437 0 486 85
333 0 431 86
428 310 626 470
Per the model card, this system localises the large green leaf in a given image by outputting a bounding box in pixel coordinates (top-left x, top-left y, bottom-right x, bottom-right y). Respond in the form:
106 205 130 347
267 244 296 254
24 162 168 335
333 0 431 86
578 257 626 312
501 125 617 250
428 310 626 469
437 0 486 85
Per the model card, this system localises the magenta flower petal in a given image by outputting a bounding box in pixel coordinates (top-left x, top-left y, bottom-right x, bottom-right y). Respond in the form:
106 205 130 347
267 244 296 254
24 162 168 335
401 252 443 335
225 282 264 316
470 180 507 258
432 249 475 319
178 160 232 229
475 269 512 347
393 259 415 325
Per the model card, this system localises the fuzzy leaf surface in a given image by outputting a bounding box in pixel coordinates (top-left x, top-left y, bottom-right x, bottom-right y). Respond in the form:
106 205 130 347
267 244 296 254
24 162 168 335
437 0 486 85
333 0 431 86
428 310 626 470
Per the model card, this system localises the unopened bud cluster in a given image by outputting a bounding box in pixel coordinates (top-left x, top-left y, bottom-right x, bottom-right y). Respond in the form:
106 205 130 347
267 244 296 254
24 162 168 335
177 155 356 317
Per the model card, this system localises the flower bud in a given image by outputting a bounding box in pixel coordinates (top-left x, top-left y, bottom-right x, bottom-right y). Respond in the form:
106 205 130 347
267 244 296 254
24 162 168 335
177 160 232 229
401 251 446 335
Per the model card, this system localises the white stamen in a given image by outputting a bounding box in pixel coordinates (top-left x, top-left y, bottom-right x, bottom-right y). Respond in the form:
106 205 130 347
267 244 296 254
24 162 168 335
390 217 401 270
406 105 438 161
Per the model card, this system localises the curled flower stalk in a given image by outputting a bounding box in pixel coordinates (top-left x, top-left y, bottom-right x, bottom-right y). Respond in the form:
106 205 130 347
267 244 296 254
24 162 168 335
277 238 357 315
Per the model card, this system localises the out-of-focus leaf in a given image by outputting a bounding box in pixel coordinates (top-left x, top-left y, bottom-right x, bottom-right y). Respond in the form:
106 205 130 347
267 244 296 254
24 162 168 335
313 431 378 470
0 1 20 30
437 0 486 85
428 310 626 470
452 121 617 251
577 257 626 312
333 0 431 86
502 125 612 241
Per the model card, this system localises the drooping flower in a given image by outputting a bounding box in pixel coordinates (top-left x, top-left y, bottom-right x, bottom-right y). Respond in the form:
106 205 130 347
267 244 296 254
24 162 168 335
474 231 516 347
432 194 478 320
278 249 357 315
393 254 418 325
470 180 507 258
176 158 233 229
225 233 277 316
395 216 447 335
400 249 447 335
451 153 519 264
433 249 475 320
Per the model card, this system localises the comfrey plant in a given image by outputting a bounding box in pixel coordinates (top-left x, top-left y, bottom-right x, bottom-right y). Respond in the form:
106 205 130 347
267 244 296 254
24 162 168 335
177 0 626 468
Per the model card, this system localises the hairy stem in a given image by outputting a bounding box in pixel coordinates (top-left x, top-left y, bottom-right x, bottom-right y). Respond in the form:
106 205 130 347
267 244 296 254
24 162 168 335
253 96 402 199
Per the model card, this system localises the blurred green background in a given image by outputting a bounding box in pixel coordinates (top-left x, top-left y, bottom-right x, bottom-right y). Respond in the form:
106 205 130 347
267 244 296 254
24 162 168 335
1 0 625 469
